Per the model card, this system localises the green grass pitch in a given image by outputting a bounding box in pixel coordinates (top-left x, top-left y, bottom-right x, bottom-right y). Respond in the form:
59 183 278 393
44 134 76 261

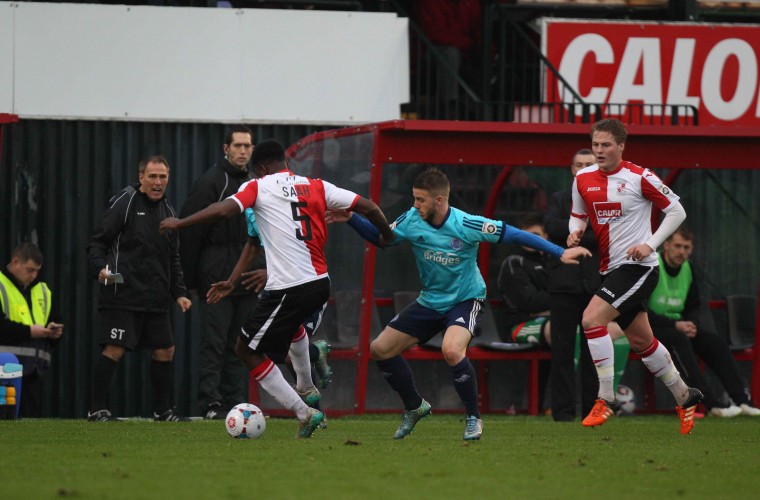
1 414 757 499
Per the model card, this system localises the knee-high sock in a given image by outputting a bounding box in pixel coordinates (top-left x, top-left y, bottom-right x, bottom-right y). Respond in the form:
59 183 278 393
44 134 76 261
252 358 309 420
638 338 690 406
288 327 314 391
90 355 118 412
151 359 173 415
451 357 479 418
377 355 422 411
584 326 615 402
612 336 631 391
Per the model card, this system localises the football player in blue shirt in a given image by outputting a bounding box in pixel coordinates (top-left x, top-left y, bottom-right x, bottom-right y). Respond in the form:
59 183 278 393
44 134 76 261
329 167 591 440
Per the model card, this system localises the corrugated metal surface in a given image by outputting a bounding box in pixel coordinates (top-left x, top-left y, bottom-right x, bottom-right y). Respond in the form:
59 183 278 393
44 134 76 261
0 119 327 418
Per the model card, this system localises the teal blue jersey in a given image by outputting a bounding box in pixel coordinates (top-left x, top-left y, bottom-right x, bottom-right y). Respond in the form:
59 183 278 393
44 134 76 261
390 207 503 313
244 208 261 242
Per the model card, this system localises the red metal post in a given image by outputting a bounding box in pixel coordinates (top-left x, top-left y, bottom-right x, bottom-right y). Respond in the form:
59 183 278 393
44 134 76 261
752 290 760 405
353 127 384 415
478 166 513 288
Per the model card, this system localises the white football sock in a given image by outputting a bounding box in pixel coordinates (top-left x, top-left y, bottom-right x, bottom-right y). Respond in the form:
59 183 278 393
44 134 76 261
639 339 690 405
289 327 314 392
585 326 615 401
252 358 309 420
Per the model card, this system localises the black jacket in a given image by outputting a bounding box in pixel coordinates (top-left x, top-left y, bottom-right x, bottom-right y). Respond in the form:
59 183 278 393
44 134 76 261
544 189 600 295
179 159 254 297
86 184 187 312
497 246 551 331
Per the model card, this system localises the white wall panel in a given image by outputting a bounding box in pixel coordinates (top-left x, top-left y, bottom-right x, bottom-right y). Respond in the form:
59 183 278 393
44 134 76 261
0 3 14 114
14 3 240 122
7 2 408 124
240 10 408 123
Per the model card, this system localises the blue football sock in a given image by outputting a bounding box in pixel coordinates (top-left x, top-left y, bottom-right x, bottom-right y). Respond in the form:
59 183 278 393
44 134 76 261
451 357 479 418
377 356 423 411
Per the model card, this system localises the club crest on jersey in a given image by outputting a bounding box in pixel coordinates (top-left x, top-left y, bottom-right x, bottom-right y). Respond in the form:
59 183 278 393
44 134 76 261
593 201 623 224
660 185 671 195
481 222 497 234
616 181 627 194
450 238 463 250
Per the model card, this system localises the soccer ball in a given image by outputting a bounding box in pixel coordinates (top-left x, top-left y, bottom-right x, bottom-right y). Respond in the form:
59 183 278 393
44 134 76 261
225 403 266 439
616 385 636 415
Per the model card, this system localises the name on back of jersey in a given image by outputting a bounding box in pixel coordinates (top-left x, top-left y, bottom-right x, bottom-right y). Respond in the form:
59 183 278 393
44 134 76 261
282 184 310 198
593 201 623 224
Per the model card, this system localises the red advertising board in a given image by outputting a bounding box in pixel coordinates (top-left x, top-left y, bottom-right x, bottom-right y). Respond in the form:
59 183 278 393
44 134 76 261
542 19 760 126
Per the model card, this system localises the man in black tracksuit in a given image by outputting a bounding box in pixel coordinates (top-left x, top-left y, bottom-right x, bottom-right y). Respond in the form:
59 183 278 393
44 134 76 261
544 149 600 422
179 125 258 419
86 156 191 421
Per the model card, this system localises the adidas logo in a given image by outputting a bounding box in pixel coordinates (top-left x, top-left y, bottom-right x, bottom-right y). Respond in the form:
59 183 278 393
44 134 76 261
454 374 470 383
417 236 425 242
455 317 465 324
306 322 314 330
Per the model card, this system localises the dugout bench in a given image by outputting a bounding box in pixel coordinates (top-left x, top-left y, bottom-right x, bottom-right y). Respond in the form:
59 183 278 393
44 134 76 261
249 120 760 417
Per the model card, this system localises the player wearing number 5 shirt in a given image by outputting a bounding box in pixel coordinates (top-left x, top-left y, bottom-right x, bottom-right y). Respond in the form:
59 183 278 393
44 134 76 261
569 119 702 434
160 139 395 438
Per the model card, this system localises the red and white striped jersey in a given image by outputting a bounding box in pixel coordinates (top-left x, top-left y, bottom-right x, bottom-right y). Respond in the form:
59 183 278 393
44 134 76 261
570 160 679 274
230 170 359 290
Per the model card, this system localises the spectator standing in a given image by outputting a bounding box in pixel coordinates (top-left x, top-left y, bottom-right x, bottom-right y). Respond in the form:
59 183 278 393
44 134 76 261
649 227 760 417
415 0 483 111
544 149 601 422
179 125 257 420
569 119 702 434
160 139 394 438
0 242 63 418
86 156 192 422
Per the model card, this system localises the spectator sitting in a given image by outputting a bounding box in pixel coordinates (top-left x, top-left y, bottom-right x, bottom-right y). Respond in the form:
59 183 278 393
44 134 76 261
497 213 552 348
0 242 64 418
648 226 760 417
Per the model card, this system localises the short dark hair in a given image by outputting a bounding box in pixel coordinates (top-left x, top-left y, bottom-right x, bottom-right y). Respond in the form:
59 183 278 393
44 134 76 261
413 168 450 196
669 225 694 242
138 155 170 174
518 212 544 230
250 139 286 167
591 118 627 145
12 242 43 265
224 125 254 146
575 148 593 157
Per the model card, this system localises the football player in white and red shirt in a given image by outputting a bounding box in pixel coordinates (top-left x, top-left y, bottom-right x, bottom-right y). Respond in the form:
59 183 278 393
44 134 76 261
160 139 395 438
568 118 702 434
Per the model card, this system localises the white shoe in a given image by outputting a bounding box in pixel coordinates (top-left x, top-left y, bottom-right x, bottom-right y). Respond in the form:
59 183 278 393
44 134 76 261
709 405 742 418
740 404 760 416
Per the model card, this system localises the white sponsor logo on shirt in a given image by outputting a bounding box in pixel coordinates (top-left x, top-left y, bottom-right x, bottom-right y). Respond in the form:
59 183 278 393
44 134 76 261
423 251 461 266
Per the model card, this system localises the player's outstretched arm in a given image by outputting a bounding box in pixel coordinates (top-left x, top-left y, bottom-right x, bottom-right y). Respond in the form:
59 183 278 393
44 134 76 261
160 199 240 234
207 238 262 304
352 198 395 246
560 246 592 265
